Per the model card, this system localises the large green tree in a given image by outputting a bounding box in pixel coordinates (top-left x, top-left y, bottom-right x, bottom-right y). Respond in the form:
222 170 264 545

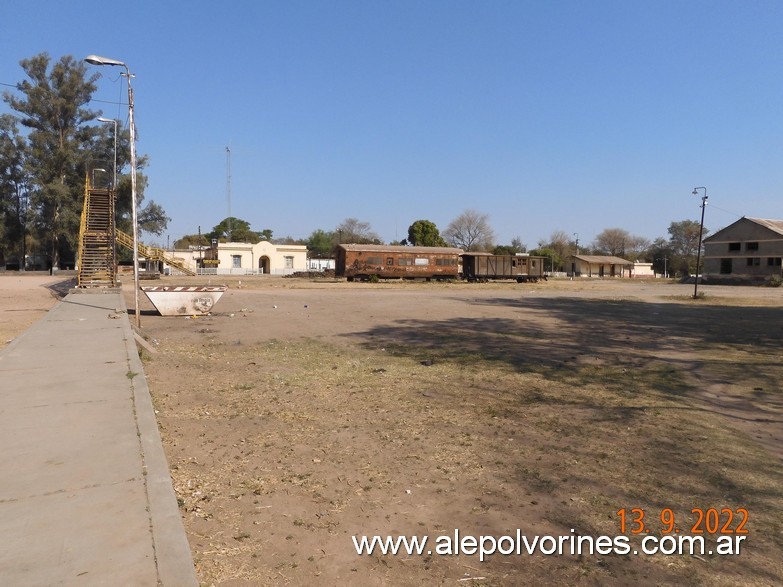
3 54 98 268
407 219 447 247
668 219 709 276
305 229 337 257
2 52 168 268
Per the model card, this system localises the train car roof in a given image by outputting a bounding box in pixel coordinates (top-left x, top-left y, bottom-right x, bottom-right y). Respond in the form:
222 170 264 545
461 252 546 258
337 244 464 254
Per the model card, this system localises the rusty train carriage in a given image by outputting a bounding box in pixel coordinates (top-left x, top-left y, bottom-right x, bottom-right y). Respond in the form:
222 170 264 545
336 245 548 283
336 244 462 281
461 252 547 283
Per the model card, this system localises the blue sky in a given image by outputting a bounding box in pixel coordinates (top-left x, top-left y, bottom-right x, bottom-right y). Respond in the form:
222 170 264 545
2 1 782 248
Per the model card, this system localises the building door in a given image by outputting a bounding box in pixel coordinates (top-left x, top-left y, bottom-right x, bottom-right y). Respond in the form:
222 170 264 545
259 256 270 274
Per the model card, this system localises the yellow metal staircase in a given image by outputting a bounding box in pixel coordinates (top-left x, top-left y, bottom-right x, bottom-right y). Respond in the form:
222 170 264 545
115 229 197 276
77 177 116 287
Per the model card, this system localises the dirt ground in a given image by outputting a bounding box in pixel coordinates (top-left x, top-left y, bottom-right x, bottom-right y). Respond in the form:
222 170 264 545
4 275 782 586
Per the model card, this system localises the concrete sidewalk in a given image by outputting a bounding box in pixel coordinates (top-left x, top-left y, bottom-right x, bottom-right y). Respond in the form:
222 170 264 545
0 290 197 586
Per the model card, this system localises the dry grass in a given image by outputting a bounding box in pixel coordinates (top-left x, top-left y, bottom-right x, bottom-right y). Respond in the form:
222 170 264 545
147 317 783 585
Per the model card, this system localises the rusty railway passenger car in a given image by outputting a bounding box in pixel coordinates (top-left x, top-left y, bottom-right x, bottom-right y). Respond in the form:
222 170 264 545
336 244 462 281
461 253 547 282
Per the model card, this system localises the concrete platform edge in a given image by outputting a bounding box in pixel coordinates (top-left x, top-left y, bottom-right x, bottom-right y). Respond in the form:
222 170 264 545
119 299 199 586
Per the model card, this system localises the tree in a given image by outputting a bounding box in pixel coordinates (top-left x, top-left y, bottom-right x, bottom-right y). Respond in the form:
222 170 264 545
138 201 171 236
3 53 98 268
0 114 31 267
208 217 270 243
443 209 495 252
648 237 673 277
306 229 337 258
173 233 209 249
2 52 166 268
407 219 446 247
593 228 632 256
336 218 380 244
545 230 573 260
668 219 709 276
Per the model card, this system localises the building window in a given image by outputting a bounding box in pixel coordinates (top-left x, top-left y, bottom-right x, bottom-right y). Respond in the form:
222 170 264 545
746 257 760 266
746 242 759 251
232 255 242 268
284 256 294 269
728 242 740 251
720 258 732 274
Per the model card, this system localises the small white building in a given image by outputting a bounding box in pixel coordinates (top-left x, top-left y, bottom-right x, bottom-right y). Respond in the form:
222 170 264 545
631 262 655 278
167 241 308 276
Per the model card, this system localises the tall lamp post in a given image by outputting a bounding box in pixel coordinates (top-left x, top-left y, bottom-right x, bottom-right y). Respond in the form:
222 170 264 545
691 186 708 299
97 117 118 191
85 55 140 327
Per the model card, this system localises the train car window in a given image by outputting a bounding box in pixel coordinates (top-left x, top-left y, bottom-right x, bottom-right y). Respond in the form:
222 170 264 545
386 257 393 266
365 257 382 265
398 258 413 266
414 258 429 266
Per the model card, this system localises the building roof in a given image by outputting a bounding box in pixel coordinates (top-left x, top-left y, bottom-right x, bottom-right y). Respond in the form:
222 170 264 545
570 254 633 265
703 216 783 242
337 244 464 254
745 217 783 235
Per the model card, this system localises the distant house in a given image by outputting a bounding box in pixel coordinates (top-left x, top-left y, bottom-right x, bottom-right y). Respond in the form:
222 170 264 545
167 241 308 275
565 254 633 278
702 217 783 282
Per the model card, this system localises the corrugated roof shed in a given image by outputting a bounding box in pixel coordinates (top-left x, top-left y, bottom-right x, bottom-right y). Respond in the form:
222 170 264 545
571 255 633 265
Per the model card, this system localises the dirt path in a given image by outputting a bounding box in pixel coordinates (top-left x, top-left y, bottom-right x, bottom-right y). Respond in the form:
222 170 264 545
0 274 74 344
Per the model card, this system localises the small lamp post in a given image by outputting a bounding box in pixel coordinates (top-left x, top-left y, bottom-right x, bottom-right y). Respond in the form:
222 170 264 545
85 54 140 327
691 186 708 299
91 168 107 187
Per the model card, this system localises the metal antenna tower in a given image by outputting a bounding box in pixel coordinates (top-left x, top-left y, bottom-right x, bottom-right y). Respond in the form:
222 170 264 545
226 146 232 241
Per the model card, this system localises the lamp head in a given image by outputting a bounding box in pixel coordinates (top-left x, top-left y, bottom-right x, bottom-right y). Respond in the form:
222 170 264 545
97 117 114 123
692 189 698 195
84 54 126 68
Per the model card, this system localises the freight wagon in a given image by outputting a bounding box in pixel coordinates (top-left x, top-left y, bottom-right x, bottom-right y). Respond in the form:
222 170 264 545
336 244 462 281
461 252 547 283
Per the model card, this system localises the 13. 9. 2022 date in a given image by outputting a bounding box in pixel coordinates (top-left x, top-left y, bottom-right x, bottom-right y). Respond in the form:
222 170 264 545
616 508 748 535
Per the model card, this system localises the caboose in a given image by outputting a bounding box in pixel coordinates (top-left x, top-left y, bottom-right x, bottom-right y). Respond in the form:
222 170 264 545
461 252 547 282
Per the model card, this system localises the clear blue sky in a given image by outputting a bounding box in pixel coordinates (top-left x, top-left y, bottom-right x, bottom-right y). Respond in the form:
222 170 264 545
2 0 782 248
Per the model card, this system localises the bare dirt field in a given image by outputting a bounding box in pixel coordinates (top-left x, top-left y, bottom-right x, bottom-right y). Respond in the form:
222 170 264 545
4 275 782 586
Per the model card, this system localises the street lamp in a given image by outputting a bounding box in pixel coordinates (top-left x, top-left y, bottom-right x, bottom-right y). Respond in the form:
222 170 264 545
97 117 118 191
573 233 579 255
91 167 107 187
85 54 140 327
691 186 708 299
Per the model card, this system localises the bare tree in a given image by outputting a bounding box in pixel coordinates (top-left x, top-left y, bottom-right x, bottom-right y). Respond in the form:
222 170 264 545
336 218 380 244
593 228 633 256
443 209 495 252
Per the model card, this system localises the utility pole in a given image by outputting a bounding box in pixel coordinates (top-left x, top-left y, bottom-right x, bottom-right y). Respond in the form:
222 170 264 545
691 187 708 298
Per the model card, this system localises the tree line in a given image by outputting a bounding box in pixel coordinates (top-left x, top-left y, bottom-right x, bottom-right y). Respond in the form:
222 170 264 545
189 211 707 278
0 53 169 270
